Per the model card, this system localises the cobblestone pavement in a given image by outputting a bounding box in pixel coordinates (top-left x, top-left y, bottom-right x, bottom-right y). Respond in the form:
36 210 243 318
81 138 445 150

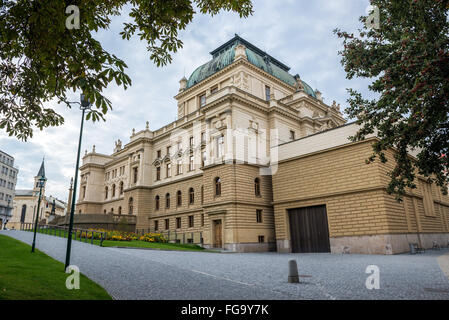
2 230 449 300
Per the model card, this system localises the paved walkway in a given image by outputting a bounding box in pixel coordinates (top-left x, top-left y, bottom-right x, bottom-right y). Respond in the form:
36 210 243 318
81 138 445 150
2 230 449 300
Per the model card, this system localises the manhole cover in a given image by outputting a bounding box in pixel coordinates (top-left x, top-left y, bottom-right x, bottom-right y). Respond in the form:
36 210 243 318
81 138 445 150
424 288 449 294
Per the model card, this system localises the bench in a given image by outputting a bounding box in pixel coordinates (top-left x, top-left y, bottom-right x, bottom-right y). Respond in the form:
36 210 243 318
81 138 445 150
409 243 425 254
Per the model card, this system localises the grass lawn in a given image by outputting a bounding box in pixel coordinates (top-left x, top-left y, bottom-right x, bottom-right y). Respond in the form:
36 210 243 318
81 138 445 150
26 228 207 251
0 234 112 300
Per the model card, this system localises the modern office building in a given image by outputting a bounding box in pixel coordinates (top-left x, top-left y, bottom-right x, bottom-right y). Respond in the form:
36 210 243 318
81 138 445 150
0 150 18 229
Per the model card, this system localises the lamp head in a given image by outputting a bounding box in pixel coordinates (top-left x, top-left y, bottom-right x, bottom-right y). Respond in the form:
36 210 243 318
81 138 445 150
80 93 91 109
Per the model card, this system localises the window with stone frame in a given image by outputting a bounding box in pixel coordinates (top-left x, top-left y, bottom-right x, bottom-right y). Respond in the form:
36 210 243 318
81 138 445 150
156 166 161 181
189 155 194 171
188 215 194 228
254 178 261 197
165 218 169 230
177 190 182 206
166 163 171 178
165 193 170 209
155 195 160 210
199 93 206 107
265 85 271 101
189 187 194 204
215 177 221 196
177 160 183 175
217 135 224 157
176 217 181 229
256 209 263 223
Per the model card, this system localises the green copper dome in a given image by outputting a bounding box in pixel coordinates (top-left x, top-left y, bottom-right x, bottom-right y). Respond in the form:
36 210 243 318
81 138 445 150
185 35 316 99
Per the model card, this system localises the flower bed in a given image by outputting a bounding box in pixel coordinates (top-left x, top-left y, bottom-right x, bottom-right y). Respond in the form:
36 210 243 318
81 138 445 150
139 232 167 243
78 229 166 243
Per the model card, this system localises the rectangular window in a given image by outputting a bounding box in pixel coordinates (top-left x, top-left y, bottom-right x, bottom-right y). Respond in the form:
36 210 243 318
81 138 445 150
256 209 263 223
189 136 194 147
211 86 218 94
166 163 171 178
167 146 171 156
176 217 181 229
165 219 169 230
201 213 204 227
133 167 138 183
157 150 161 158
156 167 161 181
258 235 265 243
189 155 194 171
188 215 194 228
201 132 206 144
217 135 224 157
177 160 183 175
201 151 206 167
154 220 159 231
290 130 295 141
177 141 182 152
265 86 271 101
199 94 206 107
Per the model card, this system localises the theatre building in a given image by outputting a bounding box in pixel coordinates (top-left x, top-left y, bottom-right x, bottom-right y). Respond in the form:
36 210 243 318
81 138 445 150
76 35 449 254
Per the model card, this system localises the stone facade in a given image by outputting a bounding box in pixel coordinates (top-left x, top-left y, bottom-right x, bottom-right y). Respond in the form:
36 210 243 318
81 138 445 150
75 35 448 254
273 123 449 254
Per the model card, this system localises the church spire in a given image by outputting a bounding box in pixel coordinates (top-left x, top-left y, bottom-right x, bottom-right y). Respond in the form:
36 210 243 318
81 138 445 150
36 158 45 178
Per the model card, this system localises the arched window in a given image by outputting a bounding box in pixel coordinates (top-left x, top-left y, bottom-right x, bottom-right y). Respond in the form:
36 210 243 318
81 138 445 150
165 193 170 209
112 184 116 197
215 177 221 196
128 197 134 215
119 181 124 195
155 195 160 210
105 186 108 199
118 206 122 215
254 178 261 197
177 190 182 206
20 204 27 223
189 188 194 204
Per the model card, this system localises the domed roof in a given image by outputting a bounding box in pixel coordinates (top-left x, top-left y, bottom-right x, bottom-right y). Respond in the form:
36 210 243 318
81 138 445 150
185 35 316 99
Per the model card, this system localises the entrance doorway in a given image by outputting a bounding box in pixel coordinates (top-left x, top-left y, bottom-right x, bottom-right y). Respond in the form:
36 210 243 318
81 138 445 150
288 205 330 253
213 220 222 248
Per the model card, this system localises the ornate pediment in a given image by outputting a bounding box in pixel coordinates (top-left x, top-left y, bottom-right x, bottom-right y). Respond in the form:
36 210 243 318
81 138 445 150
152 158 162 166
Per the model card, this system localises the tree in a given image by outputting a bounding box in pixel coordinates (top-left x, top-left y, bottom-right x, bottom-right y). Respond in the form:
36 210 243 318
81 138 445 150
0 0 253 140
335 0 449 199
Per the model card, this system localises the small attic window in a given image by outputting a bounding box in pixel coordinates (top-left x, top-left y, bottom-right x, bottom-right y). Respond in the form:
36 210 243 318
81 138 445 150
265 86 271 101
199 93 206 107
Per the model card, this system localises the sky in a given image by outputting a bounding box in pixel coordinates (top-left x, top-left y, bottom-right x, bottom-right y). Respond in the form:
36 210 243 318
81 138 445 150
0 0 375 202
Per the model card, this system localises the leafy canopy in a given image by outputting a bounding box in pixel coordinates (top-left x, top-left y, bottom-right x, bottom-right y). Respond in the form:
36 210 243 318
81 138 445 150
335 0 449 199
0 0 253 140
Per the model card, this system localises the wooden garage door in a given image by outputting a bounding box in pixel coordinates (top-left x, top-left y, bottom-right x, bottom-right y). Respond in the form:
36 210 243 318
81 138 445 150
288 205 330 253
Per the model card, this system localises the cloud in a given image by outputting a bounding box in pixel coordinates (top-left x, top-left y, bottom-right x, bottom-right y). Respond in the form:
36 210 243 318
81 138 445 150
0 0 374 201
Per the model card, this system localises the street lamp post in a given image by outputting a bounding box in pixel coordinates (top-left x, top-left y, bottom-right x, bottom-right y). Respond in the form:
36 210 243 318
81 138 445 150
65 93 91 270
31 176 47 253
